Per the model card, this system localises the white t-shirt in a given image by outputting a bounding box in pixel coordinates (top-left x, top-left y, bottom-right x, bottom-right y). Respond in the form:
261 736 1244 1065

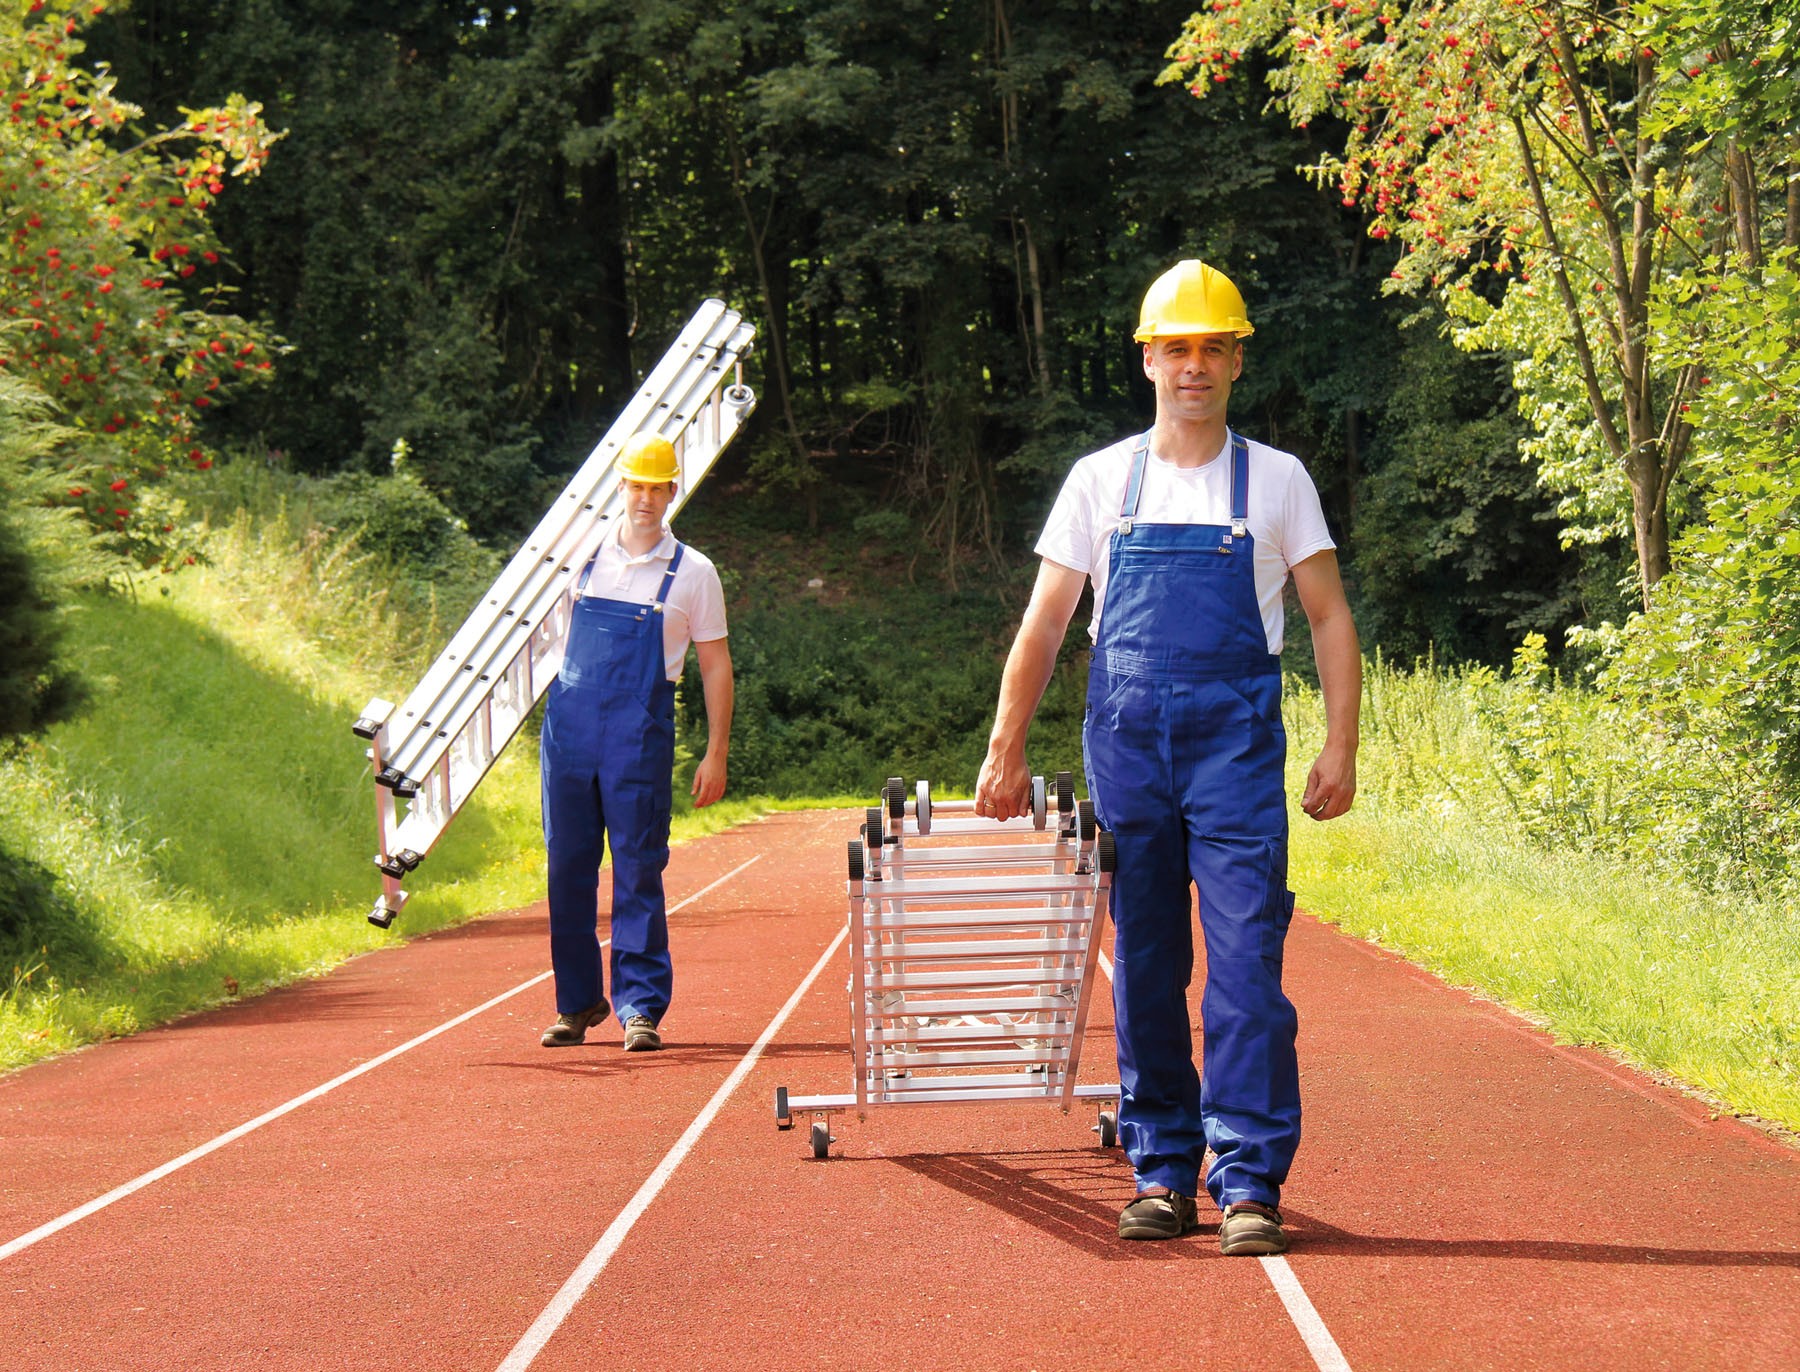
1034 431 1335 654
580 522 728 681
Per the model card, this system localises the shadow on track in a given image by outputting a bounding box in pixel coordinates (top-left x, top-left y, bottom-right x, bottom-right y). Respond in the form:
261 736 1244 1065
1282 1211 1800 1269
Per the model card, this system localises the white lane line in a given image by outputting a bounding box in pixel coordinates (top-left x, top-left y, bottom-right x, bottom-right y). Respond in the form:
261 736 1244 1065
0 969 552 1263
669 854 760 913
1261 1256 1353 1371
1096 935 1351 1371
0 857 763 1264
497 923 850 1372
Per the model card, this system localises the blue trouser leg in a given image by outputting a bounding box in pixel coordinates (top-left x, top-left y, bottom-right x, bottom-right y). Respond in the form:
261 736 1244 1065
600 761 672 1024
1109 827 1207 1197
596 679 675 1025
541 718 606 1016
1190 834 1300 1209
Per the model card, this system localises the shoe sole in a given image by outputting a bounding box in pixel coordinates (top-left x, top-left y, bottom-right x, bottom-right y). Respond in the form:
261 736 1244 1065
1118 1221 1196 1240
624 1032 661 1052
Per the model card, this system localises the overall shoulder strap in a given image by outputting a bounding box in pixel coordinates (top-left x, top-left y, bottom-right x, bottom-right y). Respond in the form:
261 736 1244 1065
1229 432 1249 537
652 541 685 611
1119 432 1151 523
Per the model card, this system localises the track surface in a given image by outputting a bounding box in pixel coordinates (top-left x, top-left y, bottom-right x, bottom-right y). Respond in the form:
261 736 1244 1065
4 809 1797 1371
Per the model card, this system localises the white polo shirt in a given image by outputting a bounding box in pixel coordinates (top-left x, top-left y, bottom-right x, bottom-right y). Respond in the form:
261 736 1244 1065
580 521 728 681
1034 431 1335 654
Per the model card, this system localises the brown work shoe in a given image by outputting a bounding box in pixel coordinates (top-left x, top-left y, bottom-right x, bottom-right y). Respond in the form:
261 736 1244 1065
1219 1200 1289 1255
540 998 609 1047
1118 1189 1199 1240
622 1014 662 1052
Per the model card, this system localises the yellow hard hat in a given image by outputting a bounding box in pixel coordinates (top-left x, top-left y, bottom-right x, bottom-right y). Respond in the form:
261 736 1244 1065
1133 260 1255 342
617 432 679 483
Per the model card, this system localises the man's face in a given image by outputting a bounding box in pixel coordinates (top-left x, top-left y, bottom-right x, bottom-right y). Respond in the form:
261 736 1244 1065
1143 332 1242 423
621 478 676 530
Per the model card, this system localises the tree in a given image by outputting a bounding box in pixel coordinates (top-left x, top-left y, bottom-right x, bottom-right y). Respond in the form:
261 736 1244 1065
0 372 126 743
1164 0 1794 609
0 0 279 538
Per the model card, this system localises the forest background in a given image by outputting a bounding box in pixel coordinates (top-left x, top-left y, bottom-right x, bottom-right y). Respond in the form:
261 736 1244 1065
2 2 1796 1129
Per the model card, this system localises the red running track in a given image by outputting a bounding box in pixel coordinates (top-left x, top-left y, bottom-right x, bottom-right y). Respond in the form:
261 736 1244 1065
2 809 1797 1371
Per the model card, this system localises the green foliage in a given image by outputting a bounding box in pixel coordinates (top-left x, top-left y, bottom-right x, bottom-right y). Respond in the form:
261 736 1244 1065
1350 315 1597 665
1561 253 1800 888
0 0 279 516
0 373 124 743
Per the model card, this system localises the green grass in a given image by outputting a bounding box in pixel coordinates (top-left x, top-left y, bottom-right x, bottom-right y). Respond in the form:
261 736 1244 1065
1286 670 1800 1133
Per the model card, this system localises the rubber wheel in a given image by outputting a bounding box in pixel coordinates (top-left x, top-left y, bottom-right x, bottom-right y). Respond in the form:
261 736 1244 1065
775 1086 792 1129
810 1120 832 1159
847 840 865 882
886 777 904 819
1097 830 1117 874
1055 771 1074 814
1031 776 1047 829
916 779 932 835
864 805 883 843
1098 1109 1118 1149
1078 798 1096 842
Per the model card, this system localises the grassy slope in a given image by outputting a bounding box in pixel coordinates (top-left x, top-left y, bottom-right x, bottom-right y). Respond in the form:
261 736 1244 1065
0 551 768 1073
1286 680 1800 1134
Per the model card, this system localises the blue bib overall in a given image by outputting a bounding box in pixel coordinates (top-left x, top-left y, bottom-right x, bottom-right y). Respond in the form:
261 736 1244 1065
540 543 685 1024
1083 433 1300 1209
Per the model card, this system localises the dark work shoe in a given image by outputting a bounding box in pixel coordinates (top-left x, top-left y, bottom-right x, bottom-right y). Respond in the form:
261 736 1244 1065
1219 1200 1290 1255
1118 1190 1199 1240
622 1014 662 1052
541 998 609 1048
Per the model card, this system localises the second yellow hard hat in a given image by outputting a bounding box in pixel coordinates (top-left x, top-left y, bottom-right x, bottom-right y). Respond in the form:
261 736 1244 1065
1133 260 1255 342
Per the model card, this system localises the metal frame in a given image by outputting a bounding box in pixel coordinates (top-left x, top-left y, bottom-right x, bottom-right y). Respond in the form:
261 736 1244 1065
776 774 1120 1158
352 299 758 927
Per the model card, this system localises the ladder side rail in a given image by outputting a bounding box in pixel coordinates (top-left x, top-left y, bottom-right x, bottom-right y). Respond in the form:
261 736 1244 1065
1059 872 1112 1108
379 299 737 762
382 319 752 779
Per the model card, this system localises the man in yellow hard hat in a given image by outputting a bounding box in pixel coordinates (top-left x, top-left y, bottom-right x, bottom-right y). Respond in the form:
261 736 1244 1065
538 431 735 1053
975 260 1361 1254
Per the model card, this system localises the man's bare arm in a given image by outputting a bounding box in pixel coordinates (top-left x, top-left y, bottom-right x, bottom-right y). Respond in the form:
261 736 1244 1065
690 636 733 808
1289 550 1361 821
974 560 1088 820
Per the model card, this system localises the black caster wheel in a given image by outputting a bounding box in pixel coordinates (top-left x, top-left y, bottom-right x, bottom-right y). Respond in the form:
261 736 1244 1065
847 840 865 882
1078 798 1097 842
886 778 905 819
1055 771 1075 814
810 1120 832 1159
1097 830 1117 874
775 1086 793 1130
1096 1108 1118 1148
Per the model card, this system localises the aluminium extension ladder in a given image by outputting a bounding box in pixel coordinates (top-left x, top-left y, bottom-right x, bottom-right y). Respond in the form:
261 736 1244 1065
775 774 1121 1158
351 299 757 928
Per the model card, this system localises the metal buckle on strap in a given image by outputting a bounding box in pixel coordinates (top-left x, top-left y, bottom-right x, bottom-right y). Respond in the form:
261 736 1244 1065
1232 517 1247 538
1119 518 1134 535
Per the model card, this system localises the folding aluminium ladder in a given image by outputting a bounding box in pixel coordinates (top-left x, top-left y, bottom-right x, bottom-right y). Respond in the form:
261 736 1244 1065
351 299 757 928
775 774 1121 1158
